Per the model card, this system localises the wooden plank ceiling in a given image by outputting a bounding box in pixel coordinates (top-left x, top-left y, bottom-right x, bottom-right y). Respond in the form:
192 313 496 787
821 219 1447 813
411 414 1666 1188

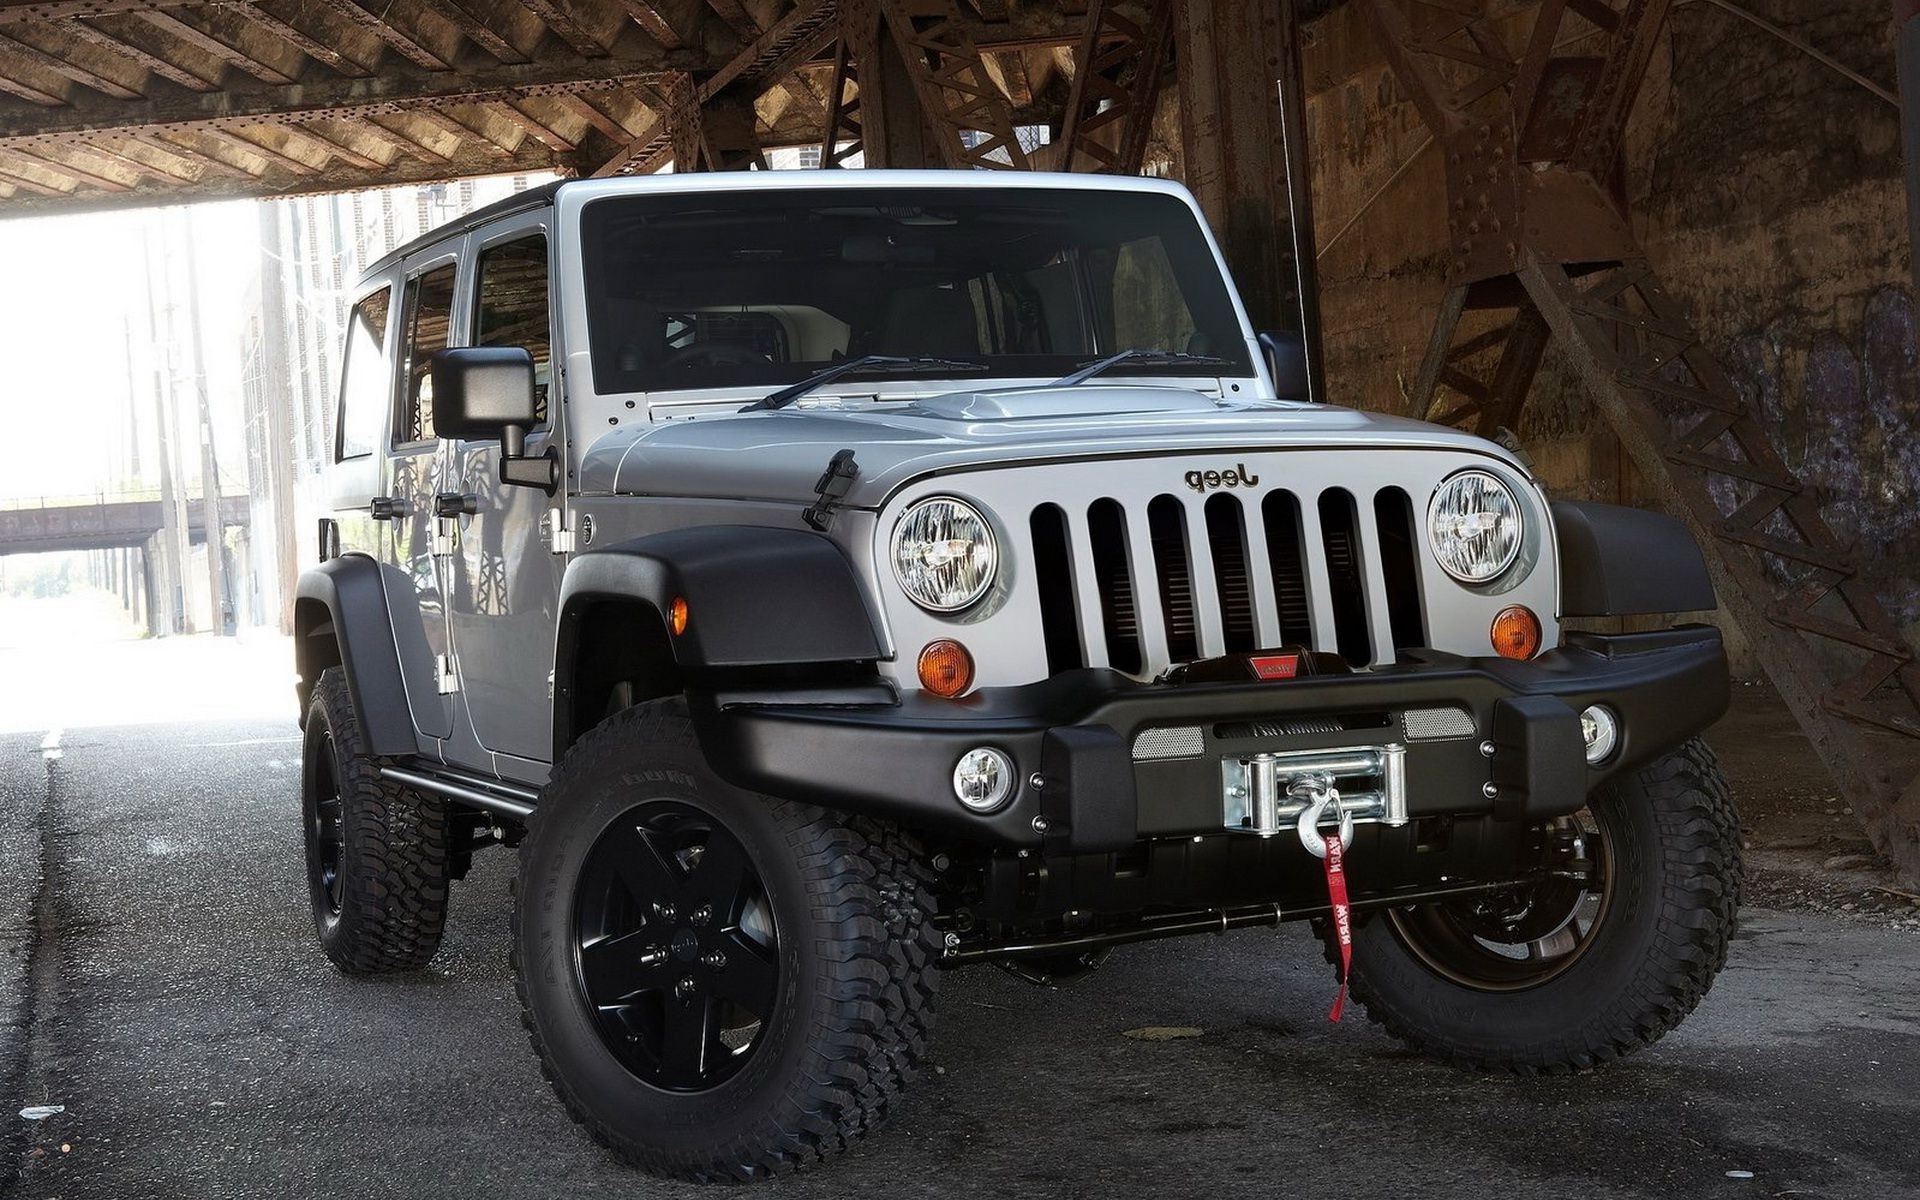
0 0 1083 211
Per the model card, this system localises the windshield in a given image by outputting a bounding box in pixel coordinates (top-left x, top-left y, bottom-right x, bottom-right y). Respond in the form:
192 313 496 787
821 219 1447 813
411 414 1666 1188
577 186 1253 396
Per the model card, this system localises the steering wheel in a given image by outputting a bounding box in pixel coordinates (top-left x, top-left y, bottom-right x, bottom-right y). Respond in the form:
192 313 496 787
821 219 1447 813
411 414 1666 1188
658 343 769 370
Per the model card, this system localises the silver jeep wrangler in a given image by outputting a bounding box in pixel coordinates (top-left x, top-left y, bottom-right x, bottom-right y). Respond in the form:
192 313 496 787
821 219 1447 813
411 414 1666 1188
295 171 1740 1182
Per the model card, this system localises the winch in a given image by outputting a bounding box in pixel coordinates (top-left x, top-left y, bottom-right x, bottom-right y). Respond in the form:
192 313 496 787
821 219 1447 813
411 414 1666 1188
1220 744 1408 856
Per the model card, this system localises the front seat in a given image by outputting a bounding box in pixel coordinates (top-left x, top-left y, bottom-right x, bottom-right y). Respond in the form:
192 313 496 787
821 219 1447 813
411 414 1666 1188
878 284 981 357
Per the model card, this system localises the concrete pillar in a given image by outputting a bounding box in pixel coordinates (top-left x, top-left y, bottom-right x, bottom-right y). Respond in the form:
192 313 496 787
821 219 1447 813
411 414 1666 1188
146 215 192 636
140 539 160 638
255 203 299 635
179 210 230 638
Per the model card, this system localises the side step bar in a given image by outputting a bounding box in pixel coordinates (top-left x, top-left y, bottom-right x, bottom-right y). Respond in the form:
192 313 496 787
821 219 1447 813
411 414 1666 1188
381 763 540 821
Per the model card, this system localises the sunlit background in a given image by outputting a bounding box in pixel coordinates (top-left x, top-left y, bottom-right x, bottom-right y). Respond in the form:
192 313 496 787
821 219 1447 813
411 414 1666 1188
0 172 557 729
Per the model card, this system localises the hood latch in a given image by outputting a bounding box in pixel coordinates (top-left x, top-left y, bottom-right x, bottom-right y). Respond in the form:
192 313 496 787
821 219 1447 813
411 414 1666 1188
802 448 859 532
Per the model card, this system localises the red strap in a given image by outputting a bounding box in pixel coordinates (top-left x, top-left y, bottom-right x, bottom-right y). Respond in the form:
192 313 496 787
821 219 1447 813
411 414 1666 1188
1324 832 1352 1022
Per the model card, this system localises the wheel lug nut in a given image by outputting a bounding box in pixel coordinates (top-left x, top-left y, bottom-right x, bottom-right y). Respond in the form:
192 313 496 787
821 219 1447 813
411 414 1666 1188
702 950 727 970
691 905 712 927
655 902 676 923
675 976 697 1000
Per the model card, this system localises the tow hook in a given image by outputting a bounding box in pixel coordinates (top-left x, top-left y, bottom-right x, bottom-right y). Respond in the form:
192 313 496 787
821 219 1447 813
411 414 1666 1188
1291 774 1355 860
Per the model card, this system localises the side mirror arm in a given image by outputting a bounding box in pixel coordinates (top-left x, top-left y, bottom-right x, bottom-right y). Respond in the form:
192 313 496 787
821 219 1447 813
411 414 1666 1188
499 424 559 493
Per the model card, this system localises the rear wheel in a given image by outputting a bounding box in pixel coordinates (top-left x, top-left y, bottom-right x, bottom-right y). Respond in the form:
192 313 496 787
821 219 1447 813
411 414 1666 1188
299 667 450 973
1339 738 1740 1072
512 699 941 1181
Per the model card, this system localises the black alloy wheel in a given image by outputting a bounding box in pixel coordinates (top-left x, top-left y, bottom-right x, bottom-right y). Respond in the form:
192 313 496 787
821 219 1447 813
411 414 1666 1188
305 728 346 917
1385 811 1610 991
573 801 781 1092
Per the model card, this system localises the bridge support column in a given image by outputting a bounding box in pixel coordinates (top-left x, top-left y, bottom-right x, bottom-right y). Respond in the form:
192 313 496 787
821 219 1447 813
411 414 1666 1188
140 543 160 639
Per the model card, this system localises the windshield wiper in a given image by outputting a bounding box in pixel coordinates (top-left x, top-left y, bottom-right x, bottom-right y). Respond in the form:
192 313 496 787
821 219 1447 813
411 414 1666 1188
742 355 990 412
1051 348 1232 388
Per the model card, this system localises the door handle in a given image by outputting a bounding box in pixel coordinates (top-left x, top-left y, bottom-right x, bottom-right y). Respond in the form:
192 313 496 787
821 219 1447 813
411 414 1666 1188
370 495 410 520
435 491 480 518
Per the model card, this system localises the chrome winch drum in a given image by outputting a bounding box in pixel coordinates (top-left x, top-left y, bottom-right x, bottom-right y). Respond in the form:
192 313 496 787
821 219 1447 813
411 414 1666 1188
1220 744 1409 852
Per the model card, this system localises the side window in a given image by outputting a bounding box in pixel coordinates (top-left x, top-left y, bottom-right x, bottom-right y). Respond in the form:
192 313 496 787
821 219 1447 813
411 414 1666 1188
335 286 391 461
473 234 552 425
396 262 459 444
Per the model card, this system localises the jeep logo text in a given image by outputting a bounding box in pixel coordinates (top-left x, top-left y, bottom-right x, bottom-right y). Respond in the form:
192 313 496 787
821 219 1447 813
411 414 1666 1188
1184 463 1261 493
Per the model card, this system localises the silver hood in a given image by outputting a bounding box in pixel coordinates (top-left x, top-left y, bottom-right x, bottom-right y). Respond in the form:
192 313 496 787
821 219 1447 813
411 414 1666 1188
576 384 1524 507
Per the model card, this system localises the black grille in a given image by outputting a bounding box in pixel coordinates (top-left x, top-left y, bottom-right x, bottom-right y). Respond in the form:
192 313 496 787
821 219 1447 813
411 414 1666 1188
1262 490 1313 645
1205 495 1258 653
1031 483 1428 677
1087 498 1142 674
1148 495 1198 663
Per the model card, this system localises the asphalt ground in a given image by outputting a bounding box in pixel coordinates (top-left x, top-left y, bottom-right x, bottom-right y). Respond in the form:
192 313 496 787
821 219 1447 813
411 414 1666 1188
2 631 1919 1198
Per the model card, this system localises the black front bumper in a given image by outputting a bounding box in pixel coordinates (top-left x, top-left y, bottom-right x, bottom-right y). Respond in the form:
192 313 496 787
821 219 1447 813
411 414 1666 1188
694 626 1729 851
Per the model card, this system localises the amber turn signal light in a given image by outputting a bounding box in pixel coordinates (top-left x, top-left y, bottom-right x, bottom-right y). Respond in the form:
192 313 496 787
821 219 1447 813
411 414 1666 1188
668 596 689 637
917 640 975 698
1491 605 1542 661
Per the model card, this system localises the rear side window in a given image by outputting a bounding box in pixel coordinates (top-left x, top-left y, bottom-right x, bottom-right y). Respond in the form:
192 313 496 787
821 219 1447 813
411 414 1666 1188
473 234 552 425
335 286 391 461
397 263 459 444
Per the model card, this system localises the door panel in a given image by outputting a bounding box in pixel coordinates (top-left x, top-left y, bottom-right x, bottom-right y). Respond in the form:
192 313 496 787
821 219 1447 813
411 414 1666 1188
447 222 564 764
384 257 461 742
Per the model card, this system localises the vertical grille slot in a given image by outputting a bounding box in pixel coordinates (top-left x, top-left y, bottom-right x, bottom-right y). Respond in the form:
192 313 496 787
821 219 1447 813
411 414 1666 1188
1374 488 1427 653
1147 495 1199 663
1204 494 1257 653
1087 498 1142 674
1262 490 1314 645
1317 489 1373 665
1030 504 1084 674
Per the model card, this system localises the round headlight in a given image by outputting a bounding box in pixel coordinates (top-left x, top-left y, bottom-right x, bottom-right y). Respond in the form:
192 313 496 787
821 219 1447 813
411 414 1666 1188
892 497 998 613
1428 470 1524 584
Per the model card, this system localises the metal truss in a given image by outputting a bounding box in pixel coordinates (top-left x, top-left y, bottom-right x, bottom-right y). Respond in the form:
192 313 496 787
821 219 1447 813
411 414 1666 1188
1054 0 1174 174
1368 0 1920 880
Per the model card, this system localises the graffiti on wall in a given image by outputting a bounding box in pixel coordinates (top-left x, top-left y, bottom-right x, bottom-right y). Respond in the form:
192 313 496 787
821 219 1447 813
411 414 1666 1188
1722 286 1920 628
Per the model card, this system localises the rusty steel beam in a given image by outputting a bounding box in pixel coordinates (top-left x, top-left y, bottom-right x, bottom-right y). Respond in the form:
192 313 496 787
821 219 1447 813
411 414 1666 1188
0 36 699 143
611 0 681 46
1368 0 1920 884
59 16 217 89
492 97 575 151
556 91 629 139
517 0 607 58
1054 0 1172 174
134 9 294 83
0 26 143 98
223 1 368 75
412 0 525 63
306 0 452 70
879 0 1029 168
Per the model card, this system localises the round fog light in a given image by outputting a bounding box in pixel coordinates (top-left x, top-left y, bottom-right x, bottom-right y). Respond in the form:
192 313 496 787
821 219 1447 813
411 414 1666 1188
1580 705 1619 764
953 747 1015 812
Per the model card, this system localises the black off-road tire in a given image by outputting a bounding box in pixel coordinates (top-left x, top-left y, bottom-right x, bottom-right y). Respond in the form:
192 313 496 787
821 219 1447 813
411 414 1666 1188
1334 737 1741 1073
511 698 942 1182
300 667 451 973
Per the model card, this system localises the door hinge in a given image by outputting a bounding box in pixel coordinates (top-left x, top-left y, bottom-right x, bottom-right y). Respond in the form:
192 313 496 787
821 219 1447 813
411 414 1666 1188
547 506 576 554
435 653 460 695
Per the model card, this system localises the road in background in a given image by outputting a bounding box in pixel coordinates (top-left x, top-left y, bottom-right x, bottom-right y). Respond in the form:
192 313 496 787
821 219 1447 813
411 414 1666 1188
2 607 1918 1199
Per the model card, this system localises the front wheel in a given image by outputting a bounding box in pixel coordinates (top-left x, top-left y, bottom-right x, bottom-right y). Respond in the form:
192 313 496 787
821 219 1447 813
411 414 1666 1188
1340 738 1741 1072
512 699 941 1182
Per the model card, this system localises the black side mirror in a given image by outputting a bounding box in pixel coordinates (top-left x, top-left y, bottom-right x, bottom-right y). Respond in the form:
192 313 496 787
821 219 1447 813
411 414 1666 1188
1257 330 1312 400
430 347 557 492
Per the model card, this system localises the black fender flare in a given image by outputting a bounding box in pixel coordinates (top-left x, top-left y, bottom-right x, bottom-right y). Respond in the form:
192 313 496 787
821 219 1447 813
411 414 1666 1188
1552 500 1718 617
293 554 420 759
552 526 885 752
